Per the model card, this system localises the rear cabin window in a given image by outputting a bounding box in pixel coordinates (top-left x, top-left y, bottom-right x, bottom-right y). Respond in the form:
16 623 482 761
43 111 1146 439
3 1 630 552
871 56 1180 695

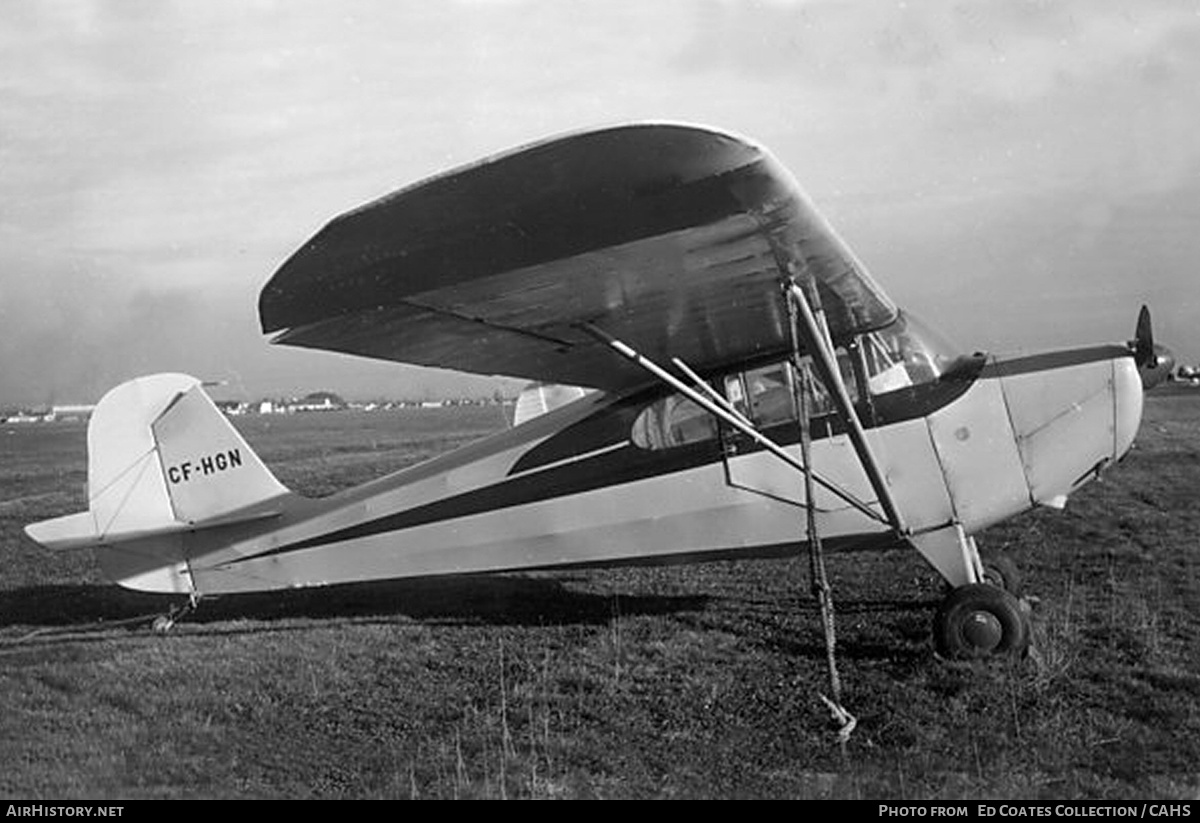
630 394 717 450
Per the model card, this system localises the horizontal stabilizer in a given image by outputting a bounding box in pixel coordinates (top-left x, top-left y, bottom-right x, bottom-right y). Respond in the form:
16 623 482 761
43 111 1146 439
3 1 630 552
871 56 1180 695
24 511 130 552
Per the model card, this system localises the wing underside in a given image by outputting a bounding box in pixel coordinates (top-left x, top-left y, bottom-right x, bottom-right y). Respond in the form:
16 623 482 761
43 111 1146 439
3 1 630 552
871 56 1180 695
260 123 897 391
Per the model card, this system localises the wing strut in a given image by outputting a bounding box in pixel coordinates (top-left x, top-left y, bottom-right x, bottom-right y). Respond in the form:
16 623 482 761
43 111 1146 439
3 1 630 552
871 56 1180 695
784 281 908 535
577 323 889 526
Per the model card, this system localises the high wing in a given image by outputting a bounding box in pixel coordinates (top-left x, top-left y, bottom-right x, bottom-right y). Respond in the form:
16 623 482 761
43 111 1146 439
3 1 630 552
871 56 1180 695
259 123 897 392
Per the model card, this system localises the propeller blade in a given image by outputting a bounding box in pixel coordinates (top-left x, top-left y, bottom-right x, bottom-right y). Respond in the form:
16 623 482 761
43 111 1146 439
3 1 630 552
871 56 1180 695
1132 305 1176 389
1134 305 1154 368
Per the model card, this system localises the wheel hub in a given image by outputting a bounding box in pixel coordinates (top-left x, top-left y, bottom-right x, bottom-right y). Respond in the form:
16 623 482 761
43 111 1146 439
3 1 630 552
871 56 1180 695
962 610 1002 652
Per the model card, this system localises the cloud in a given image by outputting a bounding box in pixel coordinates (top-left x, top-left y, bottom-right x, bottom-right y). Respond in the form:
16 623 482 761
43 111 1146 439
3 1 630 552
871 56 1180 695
672 1 1200 198
3 1 1200 406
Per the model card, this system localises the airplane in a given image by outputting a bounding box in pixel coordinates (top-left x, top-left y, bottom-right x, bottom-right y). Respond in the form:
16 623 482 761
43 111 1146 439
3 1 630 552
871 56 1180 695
25 123 1150 662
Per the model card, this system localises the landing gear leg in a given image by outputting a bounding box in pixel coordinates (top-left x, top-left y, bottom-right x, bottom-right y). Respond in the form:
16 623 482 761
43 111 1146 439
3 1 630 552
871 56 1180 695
981 552 1023 597
909 522 984 587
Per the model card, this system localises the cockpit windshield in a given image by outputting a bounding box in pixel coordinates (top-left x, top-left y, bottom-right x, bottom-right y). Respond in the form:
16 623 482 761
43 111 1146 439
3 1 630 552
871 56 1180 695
860 311 965 395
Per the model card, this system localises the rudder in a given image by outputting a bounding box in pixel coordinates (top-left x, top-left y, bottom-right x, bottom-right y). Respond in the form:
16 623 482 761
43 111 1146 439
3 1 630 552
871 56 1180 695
150 382 288 525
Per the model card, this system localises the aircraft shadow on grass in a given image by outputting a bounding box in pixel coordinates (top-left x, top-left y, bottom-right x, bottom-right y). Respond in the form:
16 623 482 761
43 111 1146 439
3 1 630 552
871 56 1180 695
0 574 712 635
0 574 937 667
674 593 940 664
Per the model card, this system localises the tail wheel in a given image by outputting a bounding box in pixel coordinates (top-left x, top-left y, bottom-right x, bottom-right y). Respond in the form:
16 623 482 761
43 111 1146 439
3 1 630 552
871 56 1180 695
981 553 1023 596
933 583 1030 660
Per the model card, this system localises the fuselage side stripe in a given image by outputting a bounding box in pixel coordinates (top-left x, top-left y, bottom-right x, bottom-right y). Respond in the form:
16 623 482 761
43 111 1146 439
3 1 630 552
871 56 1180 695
232 346 1122 565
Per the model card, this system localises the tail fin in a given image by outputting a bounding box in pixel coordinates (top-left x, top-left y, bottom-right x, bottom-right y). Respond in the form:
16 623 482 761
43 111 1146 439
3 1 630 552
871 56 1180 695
512 382 591 426
26 373 288 550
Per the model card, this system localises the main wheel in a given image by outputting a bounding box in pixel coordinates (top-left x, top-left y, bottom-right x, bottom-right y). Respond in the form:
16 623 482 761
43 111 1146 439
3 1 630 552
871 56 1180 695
981 553 1023 596
933 584 1029 660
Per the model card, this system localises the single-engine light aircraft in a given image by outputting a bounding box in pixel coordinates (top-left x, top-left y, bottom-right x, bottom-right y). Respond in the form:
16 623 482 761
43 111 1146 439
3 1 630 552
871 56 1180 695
27 123 1150 659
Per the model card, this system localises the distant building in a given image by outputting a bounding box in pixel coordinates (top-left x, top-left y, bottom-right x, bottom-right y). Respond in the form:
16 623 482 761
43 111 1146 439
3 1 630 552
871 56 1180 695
52 404 96 421
4 409 57 424
2 403 98 424
293 391 346 412
214 400 250 416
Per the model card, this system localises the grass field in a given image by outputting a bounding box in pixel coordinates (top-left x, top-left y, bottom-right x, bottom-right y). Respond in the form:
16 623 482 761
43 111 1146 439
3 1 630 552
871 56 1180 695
1 394 1198 799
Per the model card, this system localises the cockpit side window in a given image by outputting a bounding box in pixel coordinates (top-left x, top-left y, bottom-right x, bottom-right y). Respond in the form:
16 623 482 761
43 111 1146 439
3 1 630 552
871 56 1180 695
744 362 798 427
804 350 860 417
630 349 862 451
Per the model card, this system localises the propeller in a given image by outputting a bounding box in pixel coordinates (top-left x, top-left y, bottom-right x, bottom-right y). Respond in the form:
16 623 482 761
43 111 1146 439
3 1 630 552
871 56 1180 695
1131 305 1175 390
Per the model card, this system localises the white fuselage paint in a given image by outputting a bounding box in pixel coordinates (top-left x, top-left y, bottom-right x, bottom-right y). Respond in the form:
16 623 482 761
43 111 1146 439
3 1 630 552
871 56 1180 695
96 349 1143 595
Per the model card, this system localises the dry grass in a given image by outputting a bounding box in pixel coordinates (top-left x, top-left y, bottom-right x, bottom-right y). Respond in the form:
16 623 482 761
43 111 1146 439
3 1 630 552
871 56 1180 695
1 395 1198 799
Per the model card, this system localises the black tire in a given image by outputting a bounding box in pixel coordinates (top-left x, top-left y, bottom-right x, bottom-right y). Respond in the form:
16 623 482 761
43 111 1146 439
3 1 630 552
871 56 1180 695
981 553 1023 596
933 583 1029 660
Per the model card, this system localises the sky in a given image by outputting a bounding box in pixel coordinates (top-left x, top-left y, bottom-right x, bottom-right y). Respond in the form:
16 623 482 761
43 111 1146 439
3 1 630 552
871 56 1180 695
2 0 1199 406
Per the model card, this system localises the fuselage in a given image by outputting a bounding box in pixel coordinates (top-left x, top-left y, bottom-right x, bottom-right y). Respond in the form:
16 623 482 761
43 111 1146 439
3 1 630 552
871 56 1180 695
94 314 1144 597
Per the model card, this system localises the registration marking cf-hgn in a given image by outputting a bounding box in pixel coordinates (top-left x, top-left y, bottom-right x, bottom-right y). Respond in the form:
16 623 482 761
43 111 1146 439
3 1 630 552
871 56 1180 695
166 449 243 484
